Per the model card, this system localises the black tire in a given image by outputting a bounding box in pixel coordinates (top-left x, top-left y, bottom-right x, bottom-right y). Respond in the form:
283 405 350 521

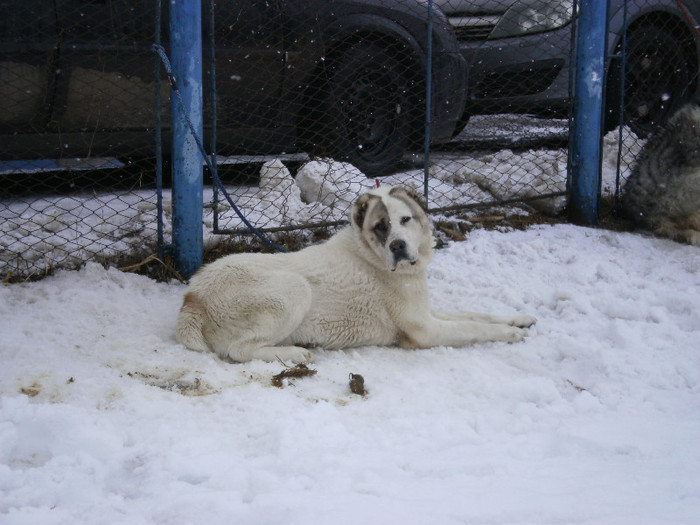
315 43 413 177
605 24 696 136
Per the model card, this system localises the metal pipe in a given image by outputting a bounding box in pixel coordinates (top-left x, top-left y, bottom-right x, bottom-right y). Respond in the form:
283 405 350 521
423 0 433 205
170 0 204 278
569 0 608 225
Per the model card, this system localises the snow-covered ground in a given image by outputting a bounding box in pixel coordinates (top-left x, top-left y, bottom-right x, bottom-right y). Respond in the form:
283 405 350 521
2 221 700 524
3 115 698 524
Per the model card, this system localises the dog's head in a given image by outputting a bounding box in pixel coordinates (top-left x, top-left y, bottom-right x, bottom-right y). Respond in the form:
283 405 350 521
351 185 434 273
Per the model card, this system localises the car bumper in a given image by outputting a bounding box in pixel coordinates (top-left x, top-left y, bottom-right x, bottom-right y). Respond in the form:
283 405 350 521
458 25 572 116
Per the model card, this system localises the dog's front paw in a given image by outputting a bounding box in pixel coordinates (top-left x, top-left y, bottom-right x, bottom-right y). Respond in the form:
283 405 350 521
505 326 527 343
238 345 315 364
276 347 315 364
510 315 537 328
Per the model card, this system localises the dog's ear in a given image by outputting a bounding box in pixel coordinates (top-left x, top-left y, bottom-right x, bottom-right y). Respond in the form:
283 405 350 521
390 186 427 211
352 193 373 228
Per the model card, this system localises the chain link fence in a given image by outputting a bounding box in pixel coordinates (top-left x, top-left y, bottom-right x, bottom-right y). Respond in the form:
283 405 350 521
1 0 699 280
1 0 164 279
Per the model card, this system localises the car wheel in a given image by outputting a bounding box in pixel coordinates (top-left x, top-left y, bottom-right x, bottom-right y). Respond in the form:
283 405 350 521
606 24 696 136
316 43 413 177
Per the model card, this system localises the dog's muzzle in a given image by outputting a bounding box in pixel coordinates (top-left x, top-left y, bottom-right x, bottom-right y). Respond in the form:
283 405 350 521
389 239 416 270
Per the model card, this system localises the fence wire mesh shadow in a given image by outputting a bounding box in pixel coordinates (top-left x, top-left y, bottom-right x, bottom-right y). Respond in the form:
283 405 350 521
1 0 698 279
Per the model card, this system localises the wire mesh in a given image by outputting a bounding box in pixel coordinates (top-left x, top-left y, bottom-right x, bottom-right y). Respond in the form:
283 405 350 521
1 0 698 279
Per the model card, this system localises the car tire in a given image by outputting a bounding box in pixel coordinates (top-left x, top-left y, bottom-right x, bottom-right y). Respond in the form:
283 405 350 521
315 42 413 178
605 23 696 136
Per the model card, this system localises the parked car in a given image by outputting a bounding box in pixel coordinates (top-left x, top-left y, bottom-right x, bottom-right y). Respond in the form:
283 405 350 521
437 0 700 136
0 0 467 177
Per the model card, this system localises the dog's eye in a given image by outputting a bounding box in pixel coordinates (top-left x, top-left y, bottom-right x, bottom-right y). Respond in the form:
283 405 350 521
400 216 411 225
374 221 388 233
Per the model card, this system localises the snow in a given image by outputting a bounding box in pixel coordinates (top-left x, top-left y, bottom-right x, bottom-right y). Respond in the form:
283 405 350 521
2 116 698 523
2 222 700 524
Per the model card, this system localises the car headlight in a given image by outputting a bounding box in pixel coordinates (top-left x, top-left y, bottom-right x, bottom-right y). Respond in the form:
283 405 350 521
489 0 573 39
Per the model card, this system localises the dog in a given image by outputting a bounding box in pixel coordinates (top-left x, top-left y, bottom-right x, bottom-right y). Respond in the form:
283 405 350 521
622 97 700 246
175 185 536 363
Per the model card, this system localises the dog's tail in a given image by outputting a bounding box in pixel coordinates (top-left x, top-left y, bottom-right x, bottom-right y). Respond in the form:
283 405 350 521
175 291 210 352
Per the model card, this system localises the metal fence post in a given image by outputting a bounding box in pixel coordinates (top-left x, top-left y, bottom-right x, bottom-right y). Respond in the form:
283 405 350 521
171 0 204 278
569 0 608 225
423 0 433 205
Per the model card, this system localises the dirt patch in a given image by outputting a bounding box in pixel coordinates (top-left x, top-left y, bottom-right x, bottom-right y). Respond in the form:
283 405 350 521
271 363 318 388
18 382 41 398
127 371 217 396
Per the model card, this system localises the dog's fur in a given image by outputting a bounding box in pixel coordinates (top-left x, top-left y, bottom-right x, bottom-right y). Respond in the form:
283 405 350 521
176 185 536 363
622 98 700 246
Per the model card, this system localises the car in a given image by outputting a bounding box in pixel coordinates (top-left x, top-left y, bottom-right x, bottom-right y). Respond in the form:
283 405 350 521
437 0 700 136
0 0 467 177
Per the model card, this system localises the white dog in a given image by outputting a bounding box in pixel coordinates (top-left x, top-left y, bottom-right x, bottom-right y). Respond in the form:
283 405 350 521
176 185 536 363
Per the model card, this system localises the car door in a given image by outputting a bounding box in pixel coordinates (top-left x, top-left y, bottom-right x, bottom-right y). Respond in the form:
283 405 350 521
52 0 160 135
209 0 287 153
0 0 56 133
51 0 287 155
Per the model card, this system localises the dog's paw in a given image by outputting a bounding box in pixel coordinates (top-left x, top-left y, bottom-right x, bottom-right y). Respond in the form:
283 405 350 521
228 345 314 364
505 326 527 343
275 347 315 364
510 315 537 328
293 349 315 364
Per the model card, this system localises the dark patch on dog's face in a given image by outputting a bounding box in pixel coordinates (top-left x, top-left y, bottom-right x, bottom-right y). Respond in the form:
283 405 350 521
363 199 391 246
353 193 392 246
352 193 379 230
371 211 390 245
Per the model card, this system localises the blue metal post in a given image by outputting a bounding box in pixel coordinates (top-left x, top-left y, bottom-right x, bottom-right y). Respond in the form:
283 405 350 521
423 0 433 205
569 0 608 225
171 0 203 278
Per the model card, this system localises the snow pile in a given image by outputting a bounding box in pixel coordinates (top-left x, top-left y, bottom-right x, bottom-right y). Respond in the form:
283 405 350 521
2 224 699 524
255 160 307 224
601 126 645 195
295 159 372 212
428 149 568 213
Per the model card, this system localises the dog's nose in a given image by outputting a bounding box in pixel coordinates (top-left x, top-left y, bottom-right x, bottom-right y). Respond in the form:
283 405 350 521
389 239 407 254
